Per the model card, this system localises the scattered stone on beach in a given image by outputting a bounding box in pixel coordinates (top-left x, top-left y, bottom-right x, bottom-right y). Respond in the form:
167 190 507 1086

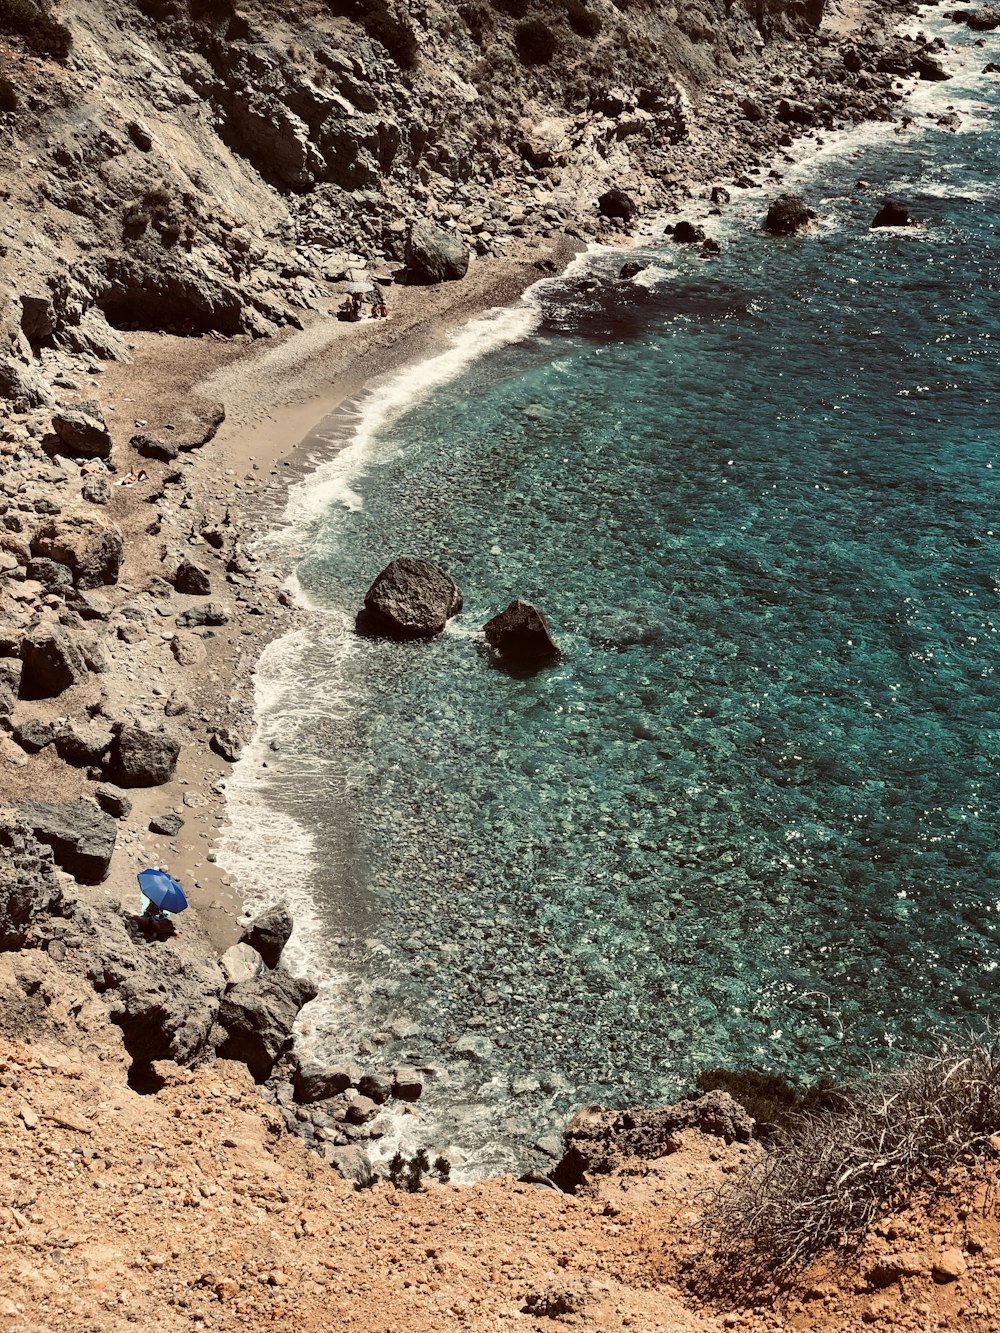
174 558 212 595
30 514 124 589
149 811 184 836
106 722 181 787
210 727 243 762
404 224 469 284
16 799 117 885
763 193 818 235
357 556 463 640
597 187 637 223
95 783 131 818
48 408 113 460
358 1071 393 1105
483 600 560 666
240 902 294 969
871 198 922 228
175 601 229 629
671 220 707 244
392 1065 424 1102
171 635 207 667
19 624 89 699
345 1094 377 1124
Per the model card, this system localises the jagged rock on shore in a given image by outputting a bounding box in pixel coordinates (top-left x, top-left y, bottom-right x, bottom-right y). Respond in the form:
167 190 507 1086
357 556 464 639
216 969 319 1082
404 225 469 284
240 903 294 969
106 722 181 787
484 600 561 666
763 192 818 235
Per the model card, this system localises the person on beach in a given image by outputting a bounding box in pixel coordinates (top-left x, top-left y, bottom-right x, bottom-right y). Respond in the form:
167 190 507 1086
141 899 177 940
369 286 388 318
117 466 148 487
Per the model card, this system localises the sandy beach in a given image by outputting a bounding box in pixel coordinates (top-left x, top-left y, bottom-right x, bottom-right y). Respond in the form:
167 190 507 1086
77 240 581 949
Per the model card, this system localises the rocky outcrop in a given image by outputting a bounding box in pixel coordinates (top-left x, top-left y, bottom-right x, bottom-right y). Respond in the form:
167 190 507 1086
239 903 294 969
871 198 922 228
483 600 561 666
598 188 637 223
672 220 707 244
19 624 89 699
30 515 124 589
357 557 464 639
0 817 63 949
48 407 113 460
552 1090 754 1192
106 722 181 787
15 800 117 885
404 225 469 284
216 970 319 1081
951 6 1000 29
763 193 818 235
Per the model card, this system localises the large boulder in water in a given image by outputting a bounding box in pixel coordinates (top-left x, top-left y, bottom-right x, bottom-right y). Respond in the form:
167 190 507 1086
871 198 922 229
240 902 293 969
405 225 469 284
763 193 817 236
358 557 463 639
483 600 560 666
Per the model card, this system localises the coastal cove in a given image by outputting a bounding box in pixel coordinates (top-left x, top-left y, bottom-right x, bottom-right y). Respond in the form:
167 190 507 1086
220 8 1000 1178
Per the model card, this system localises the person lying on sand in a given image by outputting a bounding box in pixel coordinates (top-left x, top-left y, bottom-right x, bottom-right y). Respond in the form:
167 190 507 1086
117 467 148 487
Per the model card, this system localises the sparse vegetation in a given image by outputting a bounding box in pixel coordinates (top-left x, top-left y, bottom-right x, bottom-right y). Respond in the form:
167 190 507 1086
706 1037 1000 1281
0 0 72 59
123 181 196 248
387 1148 451 1192
514 16 557 63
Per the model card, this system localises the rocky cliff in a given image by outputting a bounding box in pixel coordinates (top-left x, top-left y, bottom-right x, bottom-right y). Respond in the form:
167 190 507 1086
0 0 932 403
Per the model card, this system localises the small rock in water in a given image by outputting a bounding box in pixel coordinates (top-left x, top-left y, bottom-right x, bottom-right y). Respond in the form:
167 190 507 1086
483 600 560 667
870 197 922 229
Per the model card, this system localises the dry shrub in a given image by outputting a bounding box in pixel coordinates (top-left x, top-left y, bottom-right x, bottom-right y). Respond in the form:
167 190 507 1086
705 1036 1000 1282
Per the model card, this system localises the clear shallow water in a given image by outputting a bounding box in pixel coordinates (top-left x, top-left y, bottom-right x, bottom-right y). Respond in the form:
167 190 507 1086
221 17 1000 1174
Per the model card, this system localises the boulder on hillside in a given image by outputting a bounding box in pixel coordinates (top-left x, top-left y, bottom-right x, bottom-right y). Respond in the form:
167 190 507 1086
871 199 921 229
763 193 818 236
30 514 123 589
106 722 180 787
48 408 113 460
240 902 294 969
598 187 637 222
173 558 211 595
95 783 131 818
294 1062 354 1104
81 474 112 505
357 556 463 639
54 719 114 767
131 432 179 462
484 600 561 666
19 624 89 699
404 225 469 284
0 817 63 949
175 601 228 629
148 812 183 836
25 557 74 594
215 969 319 1081
16 800 117 884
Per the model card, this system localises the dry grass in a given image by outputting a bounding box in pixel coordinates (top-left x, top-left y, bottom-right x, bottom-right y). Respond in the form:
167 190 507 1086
704 1036 1000 1282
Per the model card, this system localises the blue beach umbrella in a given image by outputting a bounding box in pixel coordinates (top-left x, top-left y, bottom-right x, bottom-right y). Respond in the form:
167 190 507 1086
137 868 189 914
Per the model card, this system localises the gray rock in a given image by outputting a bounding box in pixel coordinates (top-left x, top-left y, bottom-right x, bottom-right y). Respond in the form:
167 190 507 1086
325 1145 374 1189
358 556 463 639
210 728 242 762
219 942 265 987
54 719 114 767
30 514 124 589
69 589 113 621
131 433 179 462
81 474 112 505
25 557 74 594
49 409 113 460
80 637 110 674
392 1065 424 1102
0 817 63 949
19 625 89 699
345 1094 377 1124
171 635 206 667
148 811 184 836
175 601 229 629
483 600 560 666
11 718 57 754
763 193 818 236
106 722 181 787
215 968 319 1081
16 799 117 884
174 559 211 595
357 1070 393 1105
239 902 294 969
405 224 469 283
598 187 637 222
294 1062 354 1103
95 783 131 818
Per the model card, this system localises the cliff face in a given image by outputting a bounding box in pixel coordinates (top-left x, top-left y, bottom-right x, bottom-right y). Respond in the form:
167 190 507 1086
0 0 830 397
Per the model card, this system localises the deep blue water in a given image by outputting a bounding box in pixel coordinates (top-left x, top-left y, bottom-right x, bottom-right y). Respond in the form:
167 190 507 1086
224 14 1000 1173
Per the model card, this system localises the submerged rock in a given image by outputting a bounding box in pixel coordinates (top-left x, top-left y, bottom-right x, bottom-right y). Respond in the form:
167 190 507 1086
483 600 560 666
871 198 922 228
357 556 463 639
763 193 818 236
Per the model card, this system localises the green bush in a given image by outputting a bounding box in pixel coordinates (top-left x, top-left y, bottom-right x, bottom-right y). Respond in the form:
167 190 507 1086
0 0 72 59
514 17 557 63
387 1148 450 1192
559 0 601 37
694 1068 848 1142
705 1036 1000 1281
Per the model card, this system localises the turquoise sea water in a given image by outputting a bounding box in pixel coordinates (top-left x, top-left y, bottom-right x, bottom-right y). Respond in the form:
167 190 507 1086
223 14 1000 1173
